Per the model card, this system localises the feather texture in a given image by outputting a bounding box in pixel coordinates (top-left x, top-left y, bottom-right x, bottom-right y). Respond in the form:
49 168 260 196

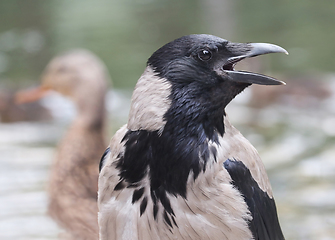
99 116 274 240
98 34 285 240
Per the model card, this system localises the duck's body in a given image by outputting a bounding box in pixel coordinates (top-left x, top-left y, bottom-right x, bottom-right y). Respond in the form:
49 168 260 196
18 50 110 240
49 117 105 240
45 50 109 240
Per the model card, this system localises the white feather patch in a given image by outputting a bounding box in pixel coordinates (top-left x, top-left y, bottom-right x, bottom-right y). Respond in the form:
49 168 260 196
128 66 172 132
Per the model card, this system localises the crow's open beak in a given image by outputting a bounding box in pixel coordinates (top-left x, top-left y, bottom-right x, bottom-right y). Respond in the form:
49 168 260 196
224 42 288 85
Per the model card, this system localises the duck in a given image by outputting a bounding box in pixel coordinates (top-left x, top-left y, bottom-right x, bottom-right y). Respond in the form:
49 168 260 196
16 49 110 240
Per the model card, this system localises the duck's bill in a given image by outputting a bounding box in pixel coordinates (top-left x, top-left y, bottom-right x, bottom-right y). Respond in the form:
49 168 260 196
15 86 50 104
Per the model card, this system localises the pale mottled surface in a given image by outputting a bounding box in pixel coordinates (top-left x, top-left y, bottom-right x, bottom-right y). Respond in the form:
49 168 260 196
128 66 172 133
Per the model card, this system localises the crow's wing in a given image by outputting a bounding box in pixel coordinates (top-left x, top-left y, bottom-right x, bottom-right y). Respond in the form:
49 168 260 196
224 159 285 240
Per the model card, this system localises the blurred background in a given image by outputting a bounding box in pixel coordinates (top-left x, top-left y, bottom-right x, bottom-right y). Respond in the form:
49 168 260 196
0 0 335 239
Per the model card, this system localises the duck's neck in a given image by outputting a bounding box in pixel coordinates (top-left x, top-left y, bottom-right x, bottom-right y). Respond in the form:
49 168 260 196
72 74 107 132
75 94 106 131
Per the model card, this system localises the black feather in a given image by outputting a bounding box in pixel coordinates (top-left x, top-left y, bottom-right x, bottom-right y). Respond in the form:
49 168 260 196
224 159 285 240
116 127 215 198
114 181 126 191
140 197 148 216
164 211 173 228
99 147 110 173
132 187 145 204
153 203 158 220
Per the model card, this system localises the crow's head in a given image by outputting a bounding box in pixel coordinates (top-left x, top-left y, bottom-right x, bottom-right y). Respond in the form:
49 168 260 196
129 34 287 136
132 34 287 137
148 34 287 107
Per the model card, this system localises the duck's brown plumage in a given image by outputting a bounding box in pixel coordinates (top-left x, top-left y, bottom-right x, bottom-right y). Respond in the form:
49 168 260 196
19 50 110 240
49 121 105 240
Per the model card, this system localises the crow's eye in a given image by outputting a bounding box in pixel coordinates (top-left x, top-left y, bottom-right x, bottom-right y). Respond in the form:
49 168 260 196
198 49 212 61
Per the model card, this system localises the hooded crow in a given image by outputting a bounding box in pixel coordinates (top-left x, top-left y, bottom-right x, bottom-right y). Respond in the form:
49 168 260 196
98 34 287 240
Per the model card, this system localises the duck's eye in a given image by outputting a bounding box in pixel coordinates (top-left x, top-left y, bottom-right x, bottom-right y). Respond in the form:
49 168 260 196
198 49 212 61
